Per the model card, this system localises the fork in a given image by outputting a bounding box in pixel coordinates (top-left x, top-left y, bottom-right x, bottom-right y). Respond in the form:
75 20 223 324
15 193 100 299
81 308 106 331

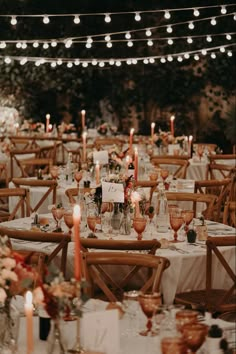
168 245 188 254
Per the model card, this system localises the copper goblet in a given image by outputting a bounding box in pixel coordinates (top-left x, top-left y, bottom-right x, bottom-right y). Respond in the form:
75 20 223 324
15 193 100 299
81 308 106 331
181 209 194 233
138 292 161 336
161 337 188 354
175 310 198 333
182 323 208 353
160 169 169 182
197 145 204 162
170 215 184 242
50 165 59 180
64 211 74 235
74 170 83 186
87 215 101 233
133 217 147 240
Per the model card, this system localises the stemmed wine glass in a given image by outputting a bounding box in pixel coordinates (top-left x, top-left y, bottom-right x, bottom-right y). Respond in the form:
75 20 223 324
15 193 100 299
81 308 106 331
182 323 208 353
74 170 83 187
50 165 59 180
160 169 169 182
133 217 147 240
181 209 194 233
197 145 204 162
170 211 184 242
63 211 74 235
51 206 65 232
138 292 161 336
161 337 188 354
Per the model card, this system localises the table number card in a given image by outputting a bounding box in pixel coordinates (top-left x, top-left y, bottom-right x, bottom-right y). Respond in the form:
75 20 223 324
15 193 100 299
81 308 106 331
101 181 124 203
93 150 109 165
81 309 120 354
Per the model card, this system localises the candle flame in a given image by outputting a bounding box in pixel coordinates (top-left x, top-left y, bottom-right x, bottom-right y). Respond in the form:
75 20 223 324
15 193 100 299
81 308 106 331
82 132 87 139
73 204 81 219
81 110 86 115
189 135 193 141
25 291 33 305
170 115 175 121
96 160 100 166
46 114 50 119
134 147 138 154
151 122 155 128
130 128 134 135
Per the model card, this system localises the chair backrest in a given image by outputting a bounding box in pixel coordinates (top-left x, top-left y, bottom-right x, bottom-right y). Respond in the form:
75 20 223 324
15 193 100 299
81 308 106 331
150 157 189 179
0 187 30 221
206 236 236 313
38 141 60 165
9 148 41 179
82 251 170 302
9 137 35 150
206 163 236 180
135 180 158 204
223 201 236 227
12 178 57 214
18 158 53 177
194 178 232 222
0 226 71 276
65 187 92 205
94 138 124 150
0 162 9 187
165 192 217 219
208 154 236 162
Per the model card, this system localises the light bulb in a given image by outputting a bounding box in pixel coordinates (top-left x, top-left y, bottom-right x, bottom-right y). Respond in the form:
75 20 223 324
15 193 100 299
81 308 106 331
134 12 141 21
234 13 236 20
149 58 155 63
33 41 39 48
43 43 49 49
220 47 225 53
4 57 11 64
126 59 132 65
10 16 17 25
188 21 194 30
206 35 212 42
99 61 105 67
177 56 183 62
226 34 232 40
166 25 173 33
221 6 227 14
127 40 133 47
167 55 173 62
187 37 193 44
67 62 73 68
160 57 166 63
147 39 153 46
74 59 80 65
109 59 114 65
73 15 80 24
87 37 93 44
194 54 200 60
132 59 137 64
227 51 232 57
125 32 131 39
164 11 171 19
21 42 27 49
51 41 57 47
51 61 57 68
106 41 112 48
35 60 41 66
85 42 92 48
0 42 6 48
104 13 111 23
57 59 63 65
115 60 122 66
167 39 173 45
184 53 190 59
65 39 73 48
82 62 88 67
105 35 111 42
145 29 152 37
143 58 149 64
211 53 216 59
92 59 98 66
16 42 22 48
201 49 207 55
193 9 200 17
210 17 217 26
20 58 28 65
43 15 50 24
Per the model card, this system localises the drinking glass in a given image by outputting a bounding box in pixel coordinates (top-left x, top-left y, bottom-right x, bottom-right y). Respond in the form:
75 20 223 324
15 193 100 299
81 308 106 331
181 209 194 233
50 165 59 180
74 170 83 186
170 214 184 242
101 212 112 238
122 290 139 337
182 323 208 353
138 292 161 336
161 337 188 354
133 217 147 240
51 206 65 232
175 310 198 333
197 145 204 162
63 211 73 235
160 169 169 182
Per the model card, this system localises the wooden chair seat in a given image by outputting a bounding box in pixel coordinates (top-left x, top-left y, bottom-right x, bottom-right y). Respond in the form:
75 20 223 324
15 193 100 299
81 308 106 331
82 251 170 302
174 236 236 315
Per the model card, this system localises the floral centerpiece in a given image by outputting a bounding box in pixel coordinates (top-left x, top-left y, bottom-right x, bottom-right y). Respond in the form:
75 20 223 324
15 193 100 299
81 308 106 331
97 122 109 135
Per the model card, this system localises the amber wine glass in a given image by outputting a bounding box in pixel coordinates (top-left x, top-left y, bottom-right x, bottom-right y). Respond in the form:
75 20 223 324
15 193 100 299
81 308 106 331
197 145 204 162
74 170 83 186
181 209 194 233
161 337 188 354
182 323 208 353
63 211 74 235
50 165 59 180
170 214 184 242
133 217 147 240
160 169 169 182
51 206 65 232
138 292 161 336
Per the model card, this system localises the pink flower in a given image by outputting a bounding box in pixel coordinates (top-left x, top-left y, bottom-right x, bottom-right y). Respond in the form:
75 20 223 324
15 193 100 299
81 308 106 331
1 257 16 270
0 288 7 303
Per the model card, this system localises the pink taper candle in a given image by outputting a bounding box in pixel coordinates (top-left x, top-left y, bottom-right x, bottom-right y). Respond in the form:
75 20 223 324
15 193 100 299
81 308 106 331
129 128 134 154
95 160 100 185
73 204 81 281
170 115 175 137
81 110 86 131
188 135 193 157
46 114 50 133
134 147 138 181
24 291 33 354
82 132 87 163
151 122 155 144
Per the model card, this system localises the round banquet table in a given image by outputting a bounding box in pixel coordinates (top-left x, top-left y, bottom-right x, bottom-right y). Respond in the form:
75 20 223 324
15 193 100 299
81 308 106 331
0 215 235 305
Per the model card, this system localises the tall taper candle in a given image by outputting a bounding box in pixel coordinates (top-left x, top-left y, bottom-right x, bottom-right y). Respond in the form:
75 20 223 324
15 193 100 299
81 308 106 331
73 204 81 281
129 128 134 154
46 114 50 133
151 122 155 144
24 291 33 354
170 115 175 137
81 110 86 131
95 160 100 185
188 135 193 157
82 132 87 163
134 147 138 181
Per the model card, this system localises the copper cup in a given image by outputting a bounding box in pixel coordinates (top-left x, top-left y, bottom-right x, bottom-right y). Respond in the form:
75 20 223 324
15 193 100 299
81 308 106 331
176 310 198 332
161 337 188 354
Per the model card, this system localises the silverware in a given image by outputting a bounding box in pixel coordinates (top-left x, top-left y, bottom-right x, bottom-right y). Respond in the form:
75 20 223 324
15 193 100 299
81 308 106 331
168 245 188 254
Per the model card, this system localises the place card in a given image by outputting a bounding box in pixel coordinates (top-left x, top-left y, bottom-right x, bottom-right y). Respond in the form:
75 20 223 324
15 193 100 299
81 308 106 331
93 150 109 164
81 309 120 354
101 181 124 203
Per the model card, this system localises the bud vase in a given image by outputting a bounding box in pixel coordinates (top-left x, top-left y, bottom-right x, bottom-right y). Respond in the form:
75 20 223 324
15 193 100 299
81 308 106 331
111 203 121 232
0 298 20 353
47 318 67 354
120 206 131 235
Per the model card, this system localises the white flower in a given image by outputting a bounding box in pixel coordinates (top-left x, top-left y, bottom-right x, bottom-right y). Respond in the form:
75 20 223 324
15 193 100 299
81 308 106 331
1 269 18 282
33 287 44 304
1 257 16 270
0 288 7 303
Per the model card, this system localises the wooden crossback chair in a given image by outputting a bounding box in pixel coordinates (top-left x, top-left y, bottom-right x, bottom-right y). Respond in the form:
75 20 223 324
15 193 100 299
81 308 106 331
175 236 236 314
18 157 53 177
81 251 170 302
194 178 232 222
9 148 41 179
135 180 158 205
9 136 35 150
12 178 57 214
38 141 60 165
150 157 189 179
0 162 9 187
223 201 236 227
94 137 124 151
166 192 217 220
208 154 236 163
206 163 236 180
0 226 71 277
0 187 30 222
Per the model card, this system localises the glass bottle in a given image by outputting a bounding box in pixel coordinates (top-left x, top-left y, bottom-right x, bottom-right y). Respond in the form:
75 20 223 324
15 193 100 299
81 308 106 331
127 160 135 178
155 187 169 233
65 152 73 184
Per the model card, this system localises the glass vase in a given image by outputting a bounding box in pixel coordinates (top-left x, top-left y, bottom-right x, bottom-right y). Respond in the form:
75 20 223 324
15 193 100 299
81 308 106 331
47 318 67 354
0 298 20 353
120 205 131 235
111 203 121 232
